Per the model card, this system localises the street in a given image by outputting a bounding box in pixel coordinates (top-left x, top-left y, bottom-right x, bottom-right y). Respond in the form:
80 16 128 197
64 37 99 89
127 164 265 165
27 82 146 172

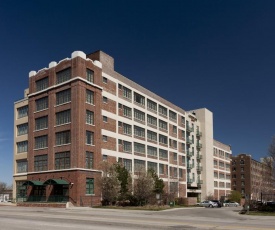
0 204 274 230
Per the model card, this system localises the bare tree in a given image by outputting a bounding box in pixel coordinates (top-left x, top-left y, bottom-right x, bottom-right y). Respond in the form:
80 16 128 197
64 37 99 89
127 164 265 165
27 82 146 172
0 182 9 193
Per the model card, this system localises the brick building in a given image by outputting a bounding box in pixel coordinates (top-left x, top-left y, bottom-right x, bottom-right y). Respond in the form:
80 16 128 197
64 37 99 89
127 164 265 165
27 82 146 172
13 50 231 206
231 154 274 201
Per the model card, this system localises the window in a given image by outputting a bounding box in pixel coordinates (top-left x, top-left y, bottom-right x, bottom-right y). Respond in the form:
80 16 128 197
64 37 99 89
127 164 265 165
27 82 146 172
56 131 70 145
181 143 185 152
123 141 132 153
179 168 183 178
103 116 108 123
181 116 185 125
17 105 28 118
159 119 167 131
147 99 157 112
214 160 218 166
86 178 94 194
56 68 71 84
17 123 28 136
214 172 218 178
103 96 108 103
174 167 178 177
17 160 27 173
219 173 225 179
134 159 145 172
159 105 167 116
241 167 244 172
182 156 186 165
159 149 168 159
147 146 157 157
219 162 225 168
169 110 177 121
241 174 245 179
103 155 107 161
159 164 164 175
123 159 132 172
103 135 107 142
85 152 93 169
240 159 245 164
17 141 28 153
36 77 49 92
170 139 177 149
86 89 94 104
35 135 48 149
148 162 157 172
86 110 94 125
134 142 145 154
134 109 145 122
241 181 245 186
103 77 108 83
134 92 145 105
123 106 132 118
36 97 48 111
123 86 132 100
173 126 177 134
134 126 145 138
123 123 132 135
55 151 70 169
147 130 157 142
56 110 71 126
56 89 71 105
86 131 94 145
214 181 218 187
173 152 177 161
159 134 168 145
147 115 157 127
35 116 48 130
86 69 94 83
34 154 48 171
181 130 185 139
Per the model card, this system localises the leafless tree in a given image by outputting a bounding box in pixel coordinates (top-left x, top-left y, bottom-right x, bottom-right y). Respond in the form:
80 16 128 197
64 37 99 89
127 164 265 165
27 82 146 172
0 182 11 193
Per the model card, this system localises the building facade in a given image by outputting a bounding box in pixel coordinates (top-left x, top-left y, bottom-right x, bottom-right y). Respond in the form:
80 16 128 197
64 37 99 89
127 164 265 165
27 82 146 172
13 50 231 206
231 154 274 201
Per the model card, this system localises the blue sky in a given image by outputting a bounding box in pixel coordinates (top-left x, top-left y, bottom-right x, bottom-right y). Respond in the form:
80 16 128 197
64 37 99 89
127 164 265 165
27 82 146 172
1 0 275 185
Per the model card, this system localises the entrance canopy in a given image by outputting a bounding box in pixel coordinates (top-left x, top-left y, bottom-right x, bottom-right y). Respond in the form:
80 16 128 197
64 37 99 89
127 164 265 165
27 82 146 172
22 180 44 186
43 179 69 185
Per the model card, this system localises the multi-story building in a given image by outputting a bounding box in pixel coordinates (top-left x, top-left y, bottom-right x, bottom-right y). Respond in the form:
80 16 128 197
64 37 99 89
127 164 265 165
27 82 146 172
13 50 231 206
231 154 274 201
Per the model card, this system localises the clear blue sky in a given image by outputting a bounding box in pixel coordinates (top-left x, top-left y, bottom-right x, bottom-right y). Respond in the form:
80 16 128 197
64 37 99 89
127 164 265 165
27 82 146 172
1 0 275 185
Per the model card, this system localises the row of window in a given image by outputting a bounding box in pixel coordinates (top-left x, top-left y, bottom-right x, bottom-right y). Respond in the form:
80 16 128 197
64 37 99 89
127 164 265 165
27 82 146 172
214 181 231 188
214 172 231 180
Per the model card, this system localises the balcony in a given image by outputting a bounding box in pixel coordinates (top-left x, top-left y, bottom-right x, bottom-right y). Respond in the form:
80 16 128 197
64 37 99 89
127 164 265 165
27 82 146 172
187 150 194 157
197 180 203 185
186 125 194 133
187 178 193 184
186 137 192 145
196 143 202 149
187 163 194 170
196 166 203 171
196 131 202 137
196 154 202 160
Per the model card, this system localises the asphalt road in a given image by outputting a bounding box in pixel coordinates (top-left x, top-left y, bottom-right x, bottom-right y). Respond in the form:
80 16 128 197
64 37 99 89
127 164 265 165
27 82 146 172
0 204 274 230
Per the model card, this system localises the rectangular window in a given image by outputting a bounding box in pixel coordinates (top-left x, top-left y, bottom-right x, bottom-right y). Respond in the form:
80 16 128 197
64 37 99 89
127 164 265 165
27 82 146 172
123 159 132 172
56 89 71 105
181 130 185 139
103 96 108 103
56 110 71 126
169 110 177 121
86 131 94 145
103 135 107 142
174 167 178 177
17 141 28 153
159 134 168 145
159 119 167 131
182 156 186 165
34 154 48 171
56 68 71 84
134 92 145 105
123 86 132 100
86 89 94 104
148 162 157 172
170 139 177 149
134 126 145 138
103 116 108 122
86 69 94 83
123 123 132 135
173 126 177 134
159 105 167 117
159 164 164 175
147 115 157 127
36 77 49 92
173 152 177 161
56 131 70 145
17 160 27 173
159 149 168 159
17 105 28 118
181 116 185 125
123 106 132 118
103 77 108 84
85 151 93 169
147 146 157 157
55 151 70 169
123 141 132 153
17 123 28 136
134 109 145 122
147 99 157 112
179 168 183 178
35 116 48 130
147 130 157 142
86 110 94 125
134 159 145 172
36 97 48 111
134 142 145 154
86 178 94 194
35 135 48 149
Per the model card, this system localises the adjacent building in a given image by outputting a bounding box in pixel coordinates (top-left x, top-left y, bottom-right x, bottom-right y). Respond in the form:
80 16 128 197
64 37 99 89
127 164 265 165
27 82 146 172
13 50 232 206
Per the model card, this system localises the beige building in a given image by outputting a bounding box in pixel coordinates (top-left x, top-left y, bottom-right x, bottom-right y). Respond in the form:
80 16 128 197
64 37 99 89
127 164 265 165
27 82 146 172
13 50 232 205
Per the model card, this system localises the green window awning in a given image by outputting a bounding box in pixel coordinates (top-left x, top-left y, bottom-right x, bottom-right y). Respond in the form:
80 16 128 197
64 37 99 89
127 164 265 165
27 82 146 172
43 179 69 185
22 180 44 186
